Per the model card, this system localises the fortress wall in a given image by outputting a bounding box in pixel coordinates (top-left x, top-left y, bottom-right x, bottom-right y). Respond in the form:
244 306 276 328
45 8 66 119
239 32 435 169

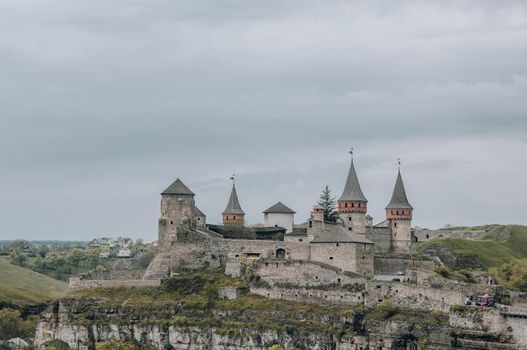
365 279 497 312
413 229 485 242
170 237 372 276
251 280 477 312
170 239 285 273
250 286 364 306
285 242 311 260
69 277 160 291
374 254 434 275
284 235 306 243
365 281 463 312
252 259 365 287
171 239 314 274
370 229 392 253
355 243 375 277
171 240 227 273
310 243 365 275
310 242 374 277
251 260 494 312
250 258 477 312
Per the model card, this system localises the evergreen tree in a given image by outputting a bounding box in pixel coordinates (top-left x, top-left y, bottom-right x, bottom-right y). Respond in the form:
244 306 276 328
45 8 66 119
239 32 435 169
317 185 338 222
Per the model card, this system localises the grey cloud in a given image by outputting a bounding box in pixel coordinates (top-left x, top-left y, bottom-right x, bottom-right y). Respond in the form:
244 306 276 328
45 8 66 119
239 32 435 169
0 0 526 240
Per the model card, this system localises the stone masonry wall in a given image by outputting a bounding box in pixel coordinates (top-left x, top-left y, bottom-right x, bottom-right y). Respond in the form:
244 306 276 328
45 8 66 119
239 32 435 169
251 260 365 287
374 254 434 275
250 259 497 313
355 243 375 277
170 239 343 275
158 194 195 248
68 277 160 291
170 238 281 273
413 228 485 243
369 228 392 253
310 242 374 277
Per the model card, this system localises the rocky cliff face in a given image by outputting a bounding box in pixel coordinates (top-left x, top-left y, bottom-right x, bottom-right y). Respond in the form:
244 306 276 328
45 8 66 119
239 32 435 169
35 298 525 350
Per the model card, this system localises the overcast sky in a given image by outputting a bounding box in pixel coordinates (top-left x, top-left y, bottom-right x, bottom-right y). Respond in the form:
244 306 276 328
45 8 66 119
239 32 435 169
1 0 526 241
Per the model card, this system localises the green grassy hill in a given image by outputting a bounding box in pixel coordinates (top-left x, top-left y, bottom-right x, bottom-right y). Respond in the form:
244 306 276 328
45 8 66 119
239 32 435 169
417 225 527 270
0 258 68 306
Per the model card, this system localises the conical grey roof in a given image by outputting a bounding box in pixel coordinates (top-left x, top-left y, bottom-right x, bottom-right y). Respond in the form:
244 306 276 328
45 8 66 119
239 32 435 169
263 201 296 214
222 184 245 215
162 178 195 195
386 170 413 209
339 159 367 202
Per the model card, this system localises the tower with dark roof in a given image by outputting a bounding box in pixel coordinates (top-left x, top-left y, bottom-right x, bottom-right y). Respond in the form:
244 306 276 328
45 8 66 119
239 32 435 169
222 183 245 226
386 167 414 252
338 152 368 234
158 178 196 247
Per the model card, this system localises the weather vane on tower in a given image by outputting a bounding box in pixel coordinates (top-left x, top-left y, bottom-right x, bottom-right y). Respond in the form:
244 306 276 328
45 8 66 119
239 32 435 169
229 174 235 184
349 147 354 159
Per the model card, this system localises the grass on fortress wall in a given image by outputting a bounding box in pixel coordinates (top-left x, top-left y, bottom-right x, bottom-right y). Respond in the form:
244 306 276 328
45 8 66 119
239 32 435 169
72 270 449 333
73 269 349 315
0 258 68 305
418 225 527 270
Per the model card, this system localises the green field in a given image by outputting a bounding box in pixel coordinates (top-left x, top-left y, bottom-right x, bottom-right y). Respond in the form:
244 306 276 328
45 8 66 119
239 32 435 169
417 225 527 269
0 258 68 305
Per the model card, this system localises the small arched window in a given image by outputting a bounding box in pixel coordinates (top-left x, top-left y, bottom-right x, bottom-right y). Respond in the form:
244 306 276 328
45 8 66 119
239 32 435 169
309 221 312 228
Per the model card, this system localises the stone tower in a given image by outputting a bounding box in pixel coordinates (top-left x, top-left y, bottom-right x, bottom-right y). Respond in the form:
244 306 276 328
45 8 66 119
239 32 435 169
158 178 196 248
222 183 245 226
338 154 368 234
386 168 413 252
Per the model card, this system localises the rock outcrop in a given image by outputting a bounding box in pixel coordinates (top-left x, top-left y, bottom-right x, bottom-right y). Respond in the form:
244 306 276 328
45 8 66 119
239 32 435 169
35 298 526 350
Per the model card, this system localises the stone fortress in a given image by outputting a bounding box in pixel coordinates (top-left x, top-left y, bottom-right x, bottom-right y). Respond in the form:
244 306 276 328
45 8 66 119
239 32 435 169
137 152 508 314
55 151 527 349
151 153 419 280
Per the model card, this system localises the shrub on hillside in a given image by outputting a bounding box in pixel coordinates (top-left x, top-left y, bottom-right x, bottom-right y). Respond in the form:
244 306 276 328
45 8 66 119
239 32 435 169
433 266 453 278
489 259 527 291
42 339 71 349
161 275 207 294
0 308 38 341
458 269 476 283
95 340 157 350
366 300 399 319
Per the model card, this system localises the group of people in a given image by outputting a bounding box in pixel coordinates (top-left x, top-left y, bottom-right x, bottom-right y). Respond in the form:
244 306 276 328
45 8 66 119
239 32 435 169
465 293 496 307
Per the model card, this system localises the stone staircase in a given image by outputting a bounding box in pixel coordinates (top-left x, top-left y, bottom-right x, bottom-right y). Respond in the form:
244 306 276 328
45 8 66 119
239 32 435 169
143 253 171 280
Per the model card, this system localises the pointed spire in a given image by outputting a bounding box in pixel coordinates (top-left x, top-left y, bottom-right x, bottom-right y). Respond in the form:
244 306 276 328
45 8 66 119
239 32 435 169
386 169 413 209
222 183 245 215
161 178 195 195
339 150 367 202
